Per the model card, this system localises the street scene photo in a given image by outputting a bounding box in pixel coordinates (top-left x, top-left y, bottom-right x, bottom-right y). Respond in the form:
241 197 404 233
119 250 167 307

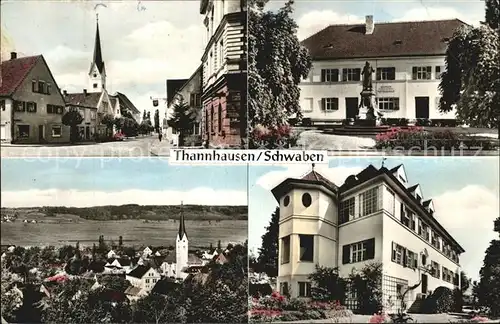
0 159 249 323
0 0 247 157
248 0 499 155
248 157 500 323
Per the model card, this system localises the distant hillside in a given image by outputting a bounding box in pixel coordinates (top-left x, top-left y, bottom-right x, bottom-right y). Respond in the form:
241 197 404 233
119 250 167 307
1 205 248 221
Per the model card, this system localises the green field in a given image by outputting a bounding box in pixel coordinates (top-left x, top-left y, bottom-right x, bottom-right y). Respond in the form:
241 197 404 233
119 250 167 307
1 219 248 249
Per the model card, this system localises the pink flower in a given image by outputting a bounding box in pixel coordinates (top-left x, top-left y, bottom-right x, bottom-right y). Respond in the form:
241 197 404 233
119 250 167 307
471 316 489 322
368 313 386 323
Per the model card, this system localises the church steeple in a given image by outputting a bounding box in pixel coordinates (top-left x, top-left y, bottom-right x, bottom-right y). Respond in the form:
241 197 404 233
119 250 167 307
89 14 106 93
93 14 105 74
178 201 188 240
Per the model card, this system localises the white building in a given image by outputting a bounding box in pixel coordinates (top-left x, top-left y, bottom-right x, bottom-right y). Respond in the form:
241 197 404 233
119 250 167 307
299 17 467 125
272 164 464 313
175 205 189 280
125 265 161 292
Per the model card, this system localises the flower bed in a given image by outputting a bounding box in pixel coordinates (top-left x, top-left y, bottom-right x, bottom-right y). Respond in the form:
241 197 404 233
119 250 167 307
375 127 496 150
250 125 299 149
249 292 353 322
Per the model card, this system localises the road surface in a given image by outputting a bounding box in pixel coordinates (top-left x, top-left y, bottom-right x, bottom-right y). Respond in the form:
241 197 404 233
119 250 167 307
1 135 171 158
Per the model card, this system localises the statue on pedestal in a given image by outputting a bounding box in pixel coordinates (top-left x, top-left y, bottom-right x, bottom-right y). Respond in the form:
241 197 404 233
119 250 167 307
356 61 382 125
362 61 375 91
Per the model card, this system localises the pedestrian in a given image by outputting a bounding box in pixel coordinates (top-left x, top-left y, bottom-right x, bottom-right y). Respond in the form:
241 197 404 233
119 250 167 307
158 132 163 142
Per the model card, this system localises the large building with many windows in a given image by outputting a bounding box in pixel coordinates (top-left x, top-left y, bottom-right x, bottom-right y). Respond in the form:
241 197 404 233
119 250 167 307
298 17 468 125
272 164 464 312
199 0 247 147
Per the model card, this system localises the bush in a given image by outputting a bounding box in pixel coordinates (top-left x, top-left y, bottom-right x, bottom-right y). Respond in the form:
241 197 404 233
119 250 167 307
453 288 464 312
380 118 409 126
250 124 299 149
422 286 454 313
415 118 432 126
183 134 202 147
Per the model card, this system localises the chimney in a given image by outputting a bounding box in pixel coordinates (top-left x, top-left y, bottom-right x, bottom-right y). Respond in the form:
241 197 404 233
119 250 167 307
83 89 87 95
10 52 17 60
63 90 67 96
365 15 374 35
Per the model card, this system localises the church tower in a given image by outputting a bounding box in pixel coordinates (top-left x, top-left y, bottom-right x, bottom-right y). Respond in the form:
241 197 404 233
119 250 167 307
176 202 189 279
88 14 106 93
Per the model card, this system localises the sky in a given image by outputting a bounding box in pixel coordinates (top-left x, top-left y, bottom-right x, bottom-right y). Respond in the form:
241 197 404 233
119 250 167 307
248 157 500 282
266 0 485 40
1 158 247 207
0 0 205 120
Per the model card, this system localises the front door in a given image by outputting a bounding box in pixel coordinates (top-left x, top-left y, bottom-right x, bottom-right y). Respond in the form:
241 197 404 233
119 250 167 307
38 125 44 142
345 98 359 119
421 274 428 294
85 126 90 140
415 97 430 119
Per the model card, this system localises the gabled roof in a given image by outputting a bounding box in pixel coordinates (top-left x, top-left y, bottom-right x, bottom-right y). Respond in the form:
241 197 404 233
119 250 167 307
114 92 140 115
64 92 101 109
127 265 150 279
166 79 188 106
0 55 40 96
423 199 435 212
301 19 467 60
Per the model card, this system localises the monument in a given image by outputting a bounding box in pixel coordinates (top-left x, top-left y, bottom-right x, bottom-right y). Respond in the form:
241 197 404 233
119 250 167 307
357 61 383 125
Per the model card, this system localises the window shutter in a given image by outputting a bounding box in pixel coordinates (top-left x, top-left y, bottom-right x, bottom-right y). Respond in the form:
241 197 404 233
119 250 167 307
342 70 347 81
342 245 350 264
365 238 375 260
376 68 381 80
321 69 326 82
391 242 396 262
403 248 408 267
414 257 418 269
400 204 404 222
321 98 326 110
412 67 417 80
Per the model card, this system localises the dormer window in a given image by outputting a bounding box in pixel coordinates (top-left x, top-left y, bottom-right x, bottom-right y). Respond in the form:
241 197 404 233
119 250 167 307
416 194 422 203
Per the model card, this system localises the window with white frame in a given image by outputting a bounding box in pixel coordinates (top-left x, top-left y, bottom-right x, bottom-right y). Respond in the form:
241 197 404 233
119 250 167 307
378 97 400 111
435 66 444 79
351 241 367 263
342 68 361 81
322 98 339 111
321 69 339 82
376 67 396 80
299 234 314 262
392 242 403 265
339 197 355 223
51 125 62 138
412 66 432 80
360 186 379 216
301 98 313 112
281 235 290 264
298 282 312 297
431 261 441 278
26 102 37 113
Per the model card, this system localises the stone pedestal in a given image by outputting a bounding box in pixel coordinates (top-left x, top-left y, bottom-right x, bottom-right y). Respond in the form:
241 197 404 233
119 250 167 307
355 90 378 126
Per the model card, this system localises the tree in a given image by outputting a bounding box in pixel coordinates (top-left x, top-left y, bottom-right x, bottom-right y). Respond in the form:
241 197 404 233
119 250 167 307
119 236 123 248
439 0 500 128
114 117 125 133
133 293 181 324
168 98 195 146
309 265 347 302
460 271 471 294
477 216 500 316
101 114 115 137
98 275 130 292
248 0 312 129
154 109 160 133
256 207 279 277
143 110 147 121
146 111 151 121
62 108 84 143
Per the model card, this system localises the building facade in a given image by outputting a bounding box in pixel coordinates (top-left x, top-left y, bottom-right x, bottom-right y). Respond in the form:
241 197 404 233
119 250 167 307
0 53 69 144
272 164 464 312
166 67 203 142
200 0 247 147
299 18 466 125
126 265 161 292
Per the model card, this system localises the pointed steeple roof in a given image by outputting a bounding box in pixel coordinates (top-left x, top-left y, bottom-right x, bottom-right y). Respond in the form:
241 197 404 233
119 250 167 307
178 201 187 240
92 16 105 74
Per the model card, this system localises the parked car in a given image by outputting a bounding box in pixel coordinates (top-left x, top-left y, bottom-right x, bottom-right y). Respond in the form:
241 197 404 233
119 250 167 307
113 132 125 141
